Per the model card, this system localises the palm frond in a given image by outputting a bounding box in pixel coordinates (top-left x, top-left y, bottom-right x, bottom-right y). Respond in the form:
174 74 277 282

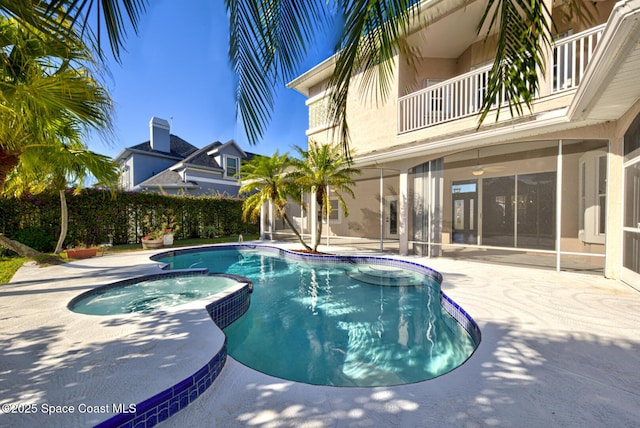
477 0 553 124
45 0 147 61
0 14 113 191
324 0 418 157
226 0 327 145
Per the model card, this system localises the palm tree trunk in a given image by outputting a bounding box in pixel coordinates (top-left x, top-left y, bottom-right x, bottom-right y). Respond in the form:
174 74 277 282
313 204 322 252
54 189 68 254
278 209 312 251
0 234 62 264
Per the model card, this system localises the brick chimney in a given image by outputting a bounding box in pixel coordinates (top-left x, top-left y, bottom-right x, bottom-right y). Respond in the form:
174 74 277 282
149 117 170 153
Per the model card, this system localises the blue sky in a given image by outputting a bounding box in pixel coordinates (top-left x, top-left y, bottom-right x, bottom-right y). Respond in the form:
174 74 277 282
87 0 333 159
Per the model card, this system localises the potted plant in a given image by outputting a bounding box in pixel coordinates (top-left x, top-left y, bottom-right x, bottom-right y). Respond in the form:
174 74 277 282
141 229 165 249
65 244 98 259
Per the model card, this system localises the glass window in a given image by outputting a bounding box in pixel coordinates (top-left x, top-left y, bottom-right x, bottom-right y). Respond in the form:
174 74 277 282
624 163 640 229
623 114 640 282
622 160 640 280
482 173 556 250
225 156 239 178
579 162 586 231
598 155 607 235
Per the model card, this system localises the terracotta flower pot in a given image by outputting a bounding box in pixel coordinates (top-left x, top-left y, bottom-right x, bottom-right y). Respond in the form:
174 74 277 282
65 248 97 259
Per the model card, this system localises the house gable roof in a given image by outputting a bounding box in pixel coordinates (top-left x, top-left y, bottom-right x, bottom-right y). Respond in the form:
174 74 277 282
178 141 225 171
206 140 247 158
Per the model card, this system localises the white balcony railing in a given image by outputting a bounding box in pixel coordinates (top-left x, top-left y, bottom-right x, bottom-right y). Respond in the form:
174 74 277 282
551 24 604 92
398 24 605 134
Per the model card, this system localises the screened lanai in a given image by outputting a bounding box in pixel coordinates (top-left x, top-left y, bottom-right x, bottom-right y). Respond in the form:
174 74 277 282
265 139 610 274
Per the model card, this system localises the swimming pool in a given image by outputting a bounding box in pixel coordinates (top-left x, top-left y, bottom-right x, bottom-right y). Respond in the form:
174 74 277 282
152 245 480 387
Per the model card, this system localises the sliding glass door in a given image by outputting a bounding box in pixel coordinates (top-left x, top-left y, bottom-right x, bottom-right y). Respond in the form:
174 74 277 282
482 172 556 250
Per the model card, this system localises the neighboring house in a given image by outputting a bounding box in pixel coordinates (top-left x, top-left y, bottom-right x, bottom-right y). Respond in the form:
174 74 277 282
115 117 255 196
282 0 640 289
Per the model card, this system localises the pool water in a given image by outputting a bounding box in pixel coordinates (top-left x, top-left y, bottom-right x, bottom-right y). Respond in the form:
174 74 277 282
71 275 241 315
156 248 477 387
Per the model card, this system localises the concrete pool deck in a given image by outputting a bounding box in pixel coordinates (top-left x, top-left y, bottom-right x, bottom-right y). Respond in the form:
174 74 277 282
1 242 639 427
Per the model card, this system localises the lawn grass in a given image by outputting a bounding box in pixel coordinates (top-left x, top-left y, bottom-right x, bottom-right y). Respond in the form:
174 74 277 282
0 256 28 284
0 234 259 283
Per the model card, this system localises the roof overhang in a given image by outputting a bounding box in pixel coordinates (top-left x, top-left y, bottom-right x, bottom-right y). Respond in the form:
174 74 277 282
206 140 247 158
113 147 183 162
568 0 640 121
353 108 576 166
286 0 476 97
141 183 199 189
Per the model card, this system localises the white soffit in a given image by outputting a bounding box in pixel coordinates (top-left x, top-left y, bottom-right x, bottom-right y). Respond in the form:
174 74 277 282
569 0 640 121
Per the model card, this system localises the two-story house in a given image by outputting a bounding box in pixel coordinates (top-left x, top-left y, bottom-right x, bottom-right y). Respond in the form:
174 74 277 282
115 117 255 196
282 0 640 289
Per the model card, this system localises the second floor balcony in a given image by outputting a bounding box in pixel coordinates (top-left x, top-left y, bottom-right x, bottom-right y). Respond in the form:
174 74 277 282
398 24 605 134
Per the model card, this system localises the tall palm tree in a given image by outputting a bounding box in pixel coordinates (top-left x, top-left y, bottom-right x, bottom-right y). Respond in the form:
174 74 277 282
239 151 312 251
0 14 113 192
291 142 360 252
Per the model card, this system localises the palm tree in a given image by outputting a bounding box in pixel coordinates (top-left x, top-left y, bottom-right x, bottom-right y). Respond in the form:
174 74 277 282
0 14 112 192
0 14 114 261
239 151 312 251
291 142 360 252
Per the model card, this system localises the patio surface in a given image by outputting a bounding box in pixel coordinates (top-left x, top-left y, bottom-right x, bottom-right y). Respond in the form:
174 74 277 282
1 242 639 427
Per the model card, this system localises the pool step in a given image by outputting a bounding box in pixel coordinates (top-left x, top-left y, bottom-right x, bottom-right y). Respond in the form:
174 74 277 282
346 266 424 287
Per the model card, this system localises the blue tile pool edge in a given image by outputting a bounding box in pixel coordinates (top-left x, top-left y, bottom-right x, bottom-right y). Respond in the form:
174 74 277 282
91 276 253 428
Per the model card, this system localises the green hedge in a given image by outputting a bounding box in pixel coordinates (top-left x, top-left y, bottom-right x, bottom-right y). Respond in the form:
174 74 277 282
0 189 257 250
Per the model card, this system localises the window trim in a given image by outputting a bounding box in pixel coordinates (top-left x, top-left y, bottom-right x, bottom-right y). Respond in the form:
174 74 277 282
224 155 240 179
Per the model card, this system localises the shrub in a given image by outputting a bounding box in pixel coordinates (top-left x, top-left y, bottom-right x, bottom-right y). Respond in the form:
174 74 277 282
12 227 57 253
0 189 258 249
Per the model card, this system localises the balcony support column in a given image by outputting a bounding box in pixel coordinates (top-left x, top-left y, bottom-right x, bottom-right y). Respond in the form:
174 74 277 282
399 168 409 256
310 186 318 247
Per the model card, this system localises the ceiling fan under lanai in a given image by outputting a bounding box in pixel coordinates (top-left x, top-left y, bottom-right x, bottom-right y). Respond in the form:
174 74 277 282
472 149 506 176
